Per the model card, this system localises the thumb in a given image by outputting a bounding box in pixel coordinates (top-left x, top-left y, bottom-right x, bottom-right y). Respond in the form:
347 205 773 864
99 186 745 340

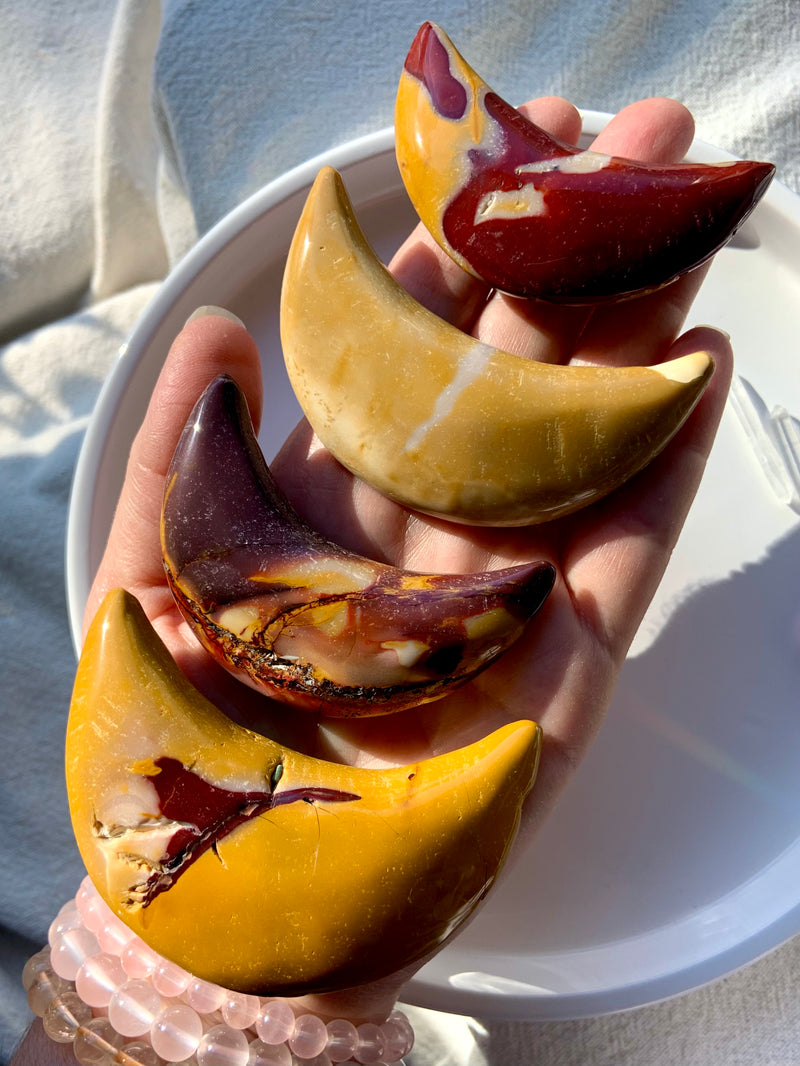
85 308 262 634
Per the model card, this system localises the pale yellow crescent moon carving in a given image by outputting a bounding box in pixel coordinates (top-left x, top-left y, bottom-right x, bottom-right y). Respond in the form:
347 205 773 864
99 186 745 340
280 166 714 526
66 588 540 995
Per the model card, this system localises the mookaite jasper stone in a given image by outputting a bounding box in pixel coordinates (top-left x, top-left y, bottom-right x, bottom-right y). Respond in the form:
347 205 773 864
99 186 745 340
162 375 555 714
280 166 714 526
395 22 774 302
66 589 541 995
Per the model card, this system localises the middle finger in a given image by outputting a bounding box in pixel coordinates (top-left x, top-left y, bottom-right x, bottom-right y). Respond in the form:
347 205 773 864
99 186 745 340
387 94 583 330
475 97 698 365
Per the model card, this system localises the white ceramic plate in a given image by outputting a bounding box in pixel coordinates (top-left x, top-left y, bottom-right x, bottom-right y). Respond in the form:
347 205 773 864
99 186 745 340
66 116 800 1021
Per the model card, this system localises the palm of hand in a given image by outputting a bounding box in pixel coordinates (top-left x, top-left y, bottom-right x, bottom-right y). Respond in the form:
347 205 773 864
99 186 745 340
87 94 730 882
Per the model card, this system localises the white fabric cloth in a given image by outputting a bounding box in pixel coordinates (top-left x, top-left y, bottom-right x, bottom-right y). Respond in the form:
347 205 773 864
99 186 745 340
1 0 798 1061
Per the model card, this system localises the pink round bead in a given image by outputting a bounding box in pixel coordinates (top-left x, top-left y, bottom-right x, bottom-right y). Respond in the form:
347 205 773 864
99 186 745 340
50 924 100 981
325 1017 358 1062
84 896 110 936
76 878 109 935
255 1000 295 1045
94 897 119 938
381 1011 415 1060
76 877 94 910
221 990 261 1030
152 958 192 998
355 1022 386 1064
286 1012 326 1059
96 912 136 956
75 951 127 1008
287 1013 328 1059
48 900 81 947
184 976 227 1015
196 1023 250 1066
151 1002 204 1062
247 1037 292 1065
121 937 160 978
108 978 164 1037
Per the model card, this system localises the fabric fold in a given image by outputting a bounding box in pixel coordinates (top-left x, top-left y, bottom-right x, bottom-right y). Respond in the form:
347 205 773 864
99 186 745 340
90 0 169 300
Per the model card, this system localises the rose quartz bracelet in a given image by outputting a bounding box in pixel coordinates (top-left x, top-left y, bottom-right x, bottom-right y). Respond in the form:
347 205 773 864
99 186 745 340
23 876 414 1065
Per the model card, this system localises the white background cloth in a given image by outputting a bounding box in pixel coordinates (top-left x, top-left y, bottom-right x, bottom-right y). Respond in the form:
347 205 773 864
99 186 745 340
1 1 798 1062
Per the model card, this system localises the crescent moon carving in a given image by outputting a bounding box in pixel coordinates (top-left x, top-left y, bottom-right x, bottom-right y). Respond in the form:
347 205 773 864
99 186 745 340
394 22 774 302
66 588 540 994
161 374 555 715
280 165 714 526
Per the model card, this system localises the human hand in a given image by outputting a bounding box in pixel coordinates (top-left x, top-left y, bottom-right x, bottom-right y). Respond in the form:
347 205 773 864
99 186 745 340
77 95 732 1028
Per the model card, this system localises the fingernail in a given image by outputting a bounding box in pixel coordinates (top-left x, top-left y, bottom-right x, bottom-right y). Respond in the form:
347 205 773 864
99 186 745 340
184 305 245 328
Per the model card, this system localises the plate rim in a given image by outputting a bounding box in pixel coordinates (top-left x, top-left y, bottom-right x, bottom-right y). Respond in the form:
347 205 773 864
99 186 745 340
405 882 800 1020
